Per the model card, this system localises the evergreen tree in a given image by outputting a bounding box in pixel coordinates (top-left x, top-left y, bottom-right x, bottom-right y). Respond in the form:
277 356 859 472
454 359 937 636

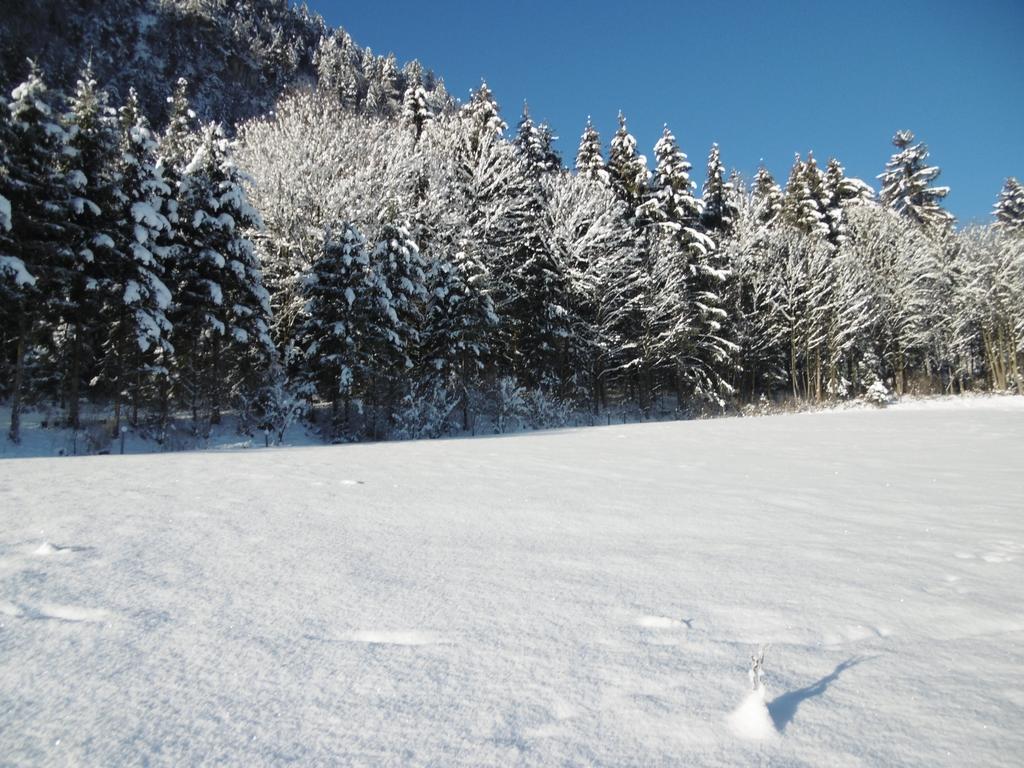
460 81 506 143
94 88 174 432
294 223 375 432
607 112 649 220
401 83 434 141
59 64 125 428
701 143 738 235
171 122 273 425
751 166 783 228
822 157 874 249
878 130 953 231
513 103 561 178
783 153 829 239
159 78 197 183
575 117 607 184
1 66 74 441
422 248 499 428
369 220 428 371
994 177 1024 234
645 125 702 228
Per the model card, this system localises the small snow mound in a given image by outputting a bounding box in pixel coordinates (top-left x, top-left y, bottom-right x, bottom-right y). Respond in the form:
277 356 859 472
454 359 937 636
33 542 66 556
729 688 778 741
348 630 436 646
636 615 679 629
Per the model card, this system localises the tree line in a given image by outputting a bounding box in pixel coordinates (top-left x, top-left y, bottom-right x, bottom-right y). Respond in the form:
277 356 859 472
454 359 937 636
2 65 1023 445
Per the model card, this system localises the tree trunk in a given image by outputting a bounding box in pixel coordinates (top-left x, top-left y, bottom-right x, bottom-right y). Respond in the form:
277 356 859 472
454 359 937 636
69 323 82 430
8 320 28 443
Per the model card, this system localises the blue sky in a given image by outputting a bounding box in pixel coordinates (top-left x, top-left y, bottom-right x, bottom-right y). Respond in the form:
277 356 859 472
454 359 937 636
306 0 1023 224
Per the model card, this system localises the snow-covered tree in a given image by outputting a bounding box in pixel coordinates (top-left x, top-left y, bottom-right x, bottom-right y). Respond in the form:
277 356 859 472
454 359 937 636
513 104 560 179
701 143 738 235
421 248 499 428
782 152 829 240
294 223 376 432
607 112 649 221
460 82 506 144
171 122 273 425
575 117 608 184
878 130 953 232
401 83 434 141
952 225 1023 392
1 68 75 441
93 88 174 432
751 166 783 228
822 157 874 249
841 205 941 395
644 125 702 228
62 63 123 428
994 177 1024 234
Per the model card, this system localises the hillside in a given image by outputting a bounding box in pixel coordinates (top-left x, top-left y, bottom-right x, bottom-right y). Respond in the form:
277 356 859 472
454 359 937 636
0 0 447 127
1 399 1022 765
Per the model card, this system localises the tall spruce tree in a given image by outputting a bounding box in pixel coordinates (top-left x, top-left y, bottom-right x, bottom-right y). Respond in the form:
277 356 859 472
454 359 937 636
751 166 784 228
994 177 1024 234
294 223 376 433
701 143 738 236
513 103 561 179
62 63 123 428
171 123 273 425
607 112 649 221
878 130 953 231
94 88 174 433
575 117 607 184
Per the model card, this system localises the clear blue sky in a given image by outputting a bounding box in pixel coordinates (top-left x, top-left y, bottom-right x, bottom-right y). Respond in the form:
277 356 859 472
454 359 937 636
305 0 1022 224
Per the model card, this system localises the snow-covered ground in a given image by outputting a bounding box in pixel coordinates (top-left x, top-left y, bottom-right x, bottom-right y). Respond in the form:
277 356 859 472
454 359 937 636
1 398 1022 765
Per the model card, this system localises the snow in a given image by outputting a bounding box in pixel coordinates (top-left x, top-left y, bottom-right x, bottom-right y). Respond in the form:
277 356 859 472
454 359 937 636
1 399 1023 765
0 255 36 287
0 194 10 231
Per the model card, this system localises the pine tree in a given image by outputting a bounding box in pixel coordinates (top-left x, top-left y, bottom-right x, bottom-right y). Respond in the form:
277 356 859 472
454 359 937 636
159 78 197 184
607 112 649 220
94 87 174 432
751 166 783 228
513 103 561 178
782 153 829 239
460 81 506 143
1 66 74 441
575 117 608 184
401 83 434 141
61 63 123 428
701 143 738 235
878 130 953 231
994 177 1024 234
171 123 273 425
645 125 702 229
369 220 428 370
294 223 376 432
421 248 499 428
822 157 874 249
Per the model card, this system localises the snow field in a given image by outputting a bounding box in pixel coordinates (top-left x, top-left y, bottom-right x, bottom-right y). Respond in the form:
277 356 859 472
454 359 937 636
1 399 1023 765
